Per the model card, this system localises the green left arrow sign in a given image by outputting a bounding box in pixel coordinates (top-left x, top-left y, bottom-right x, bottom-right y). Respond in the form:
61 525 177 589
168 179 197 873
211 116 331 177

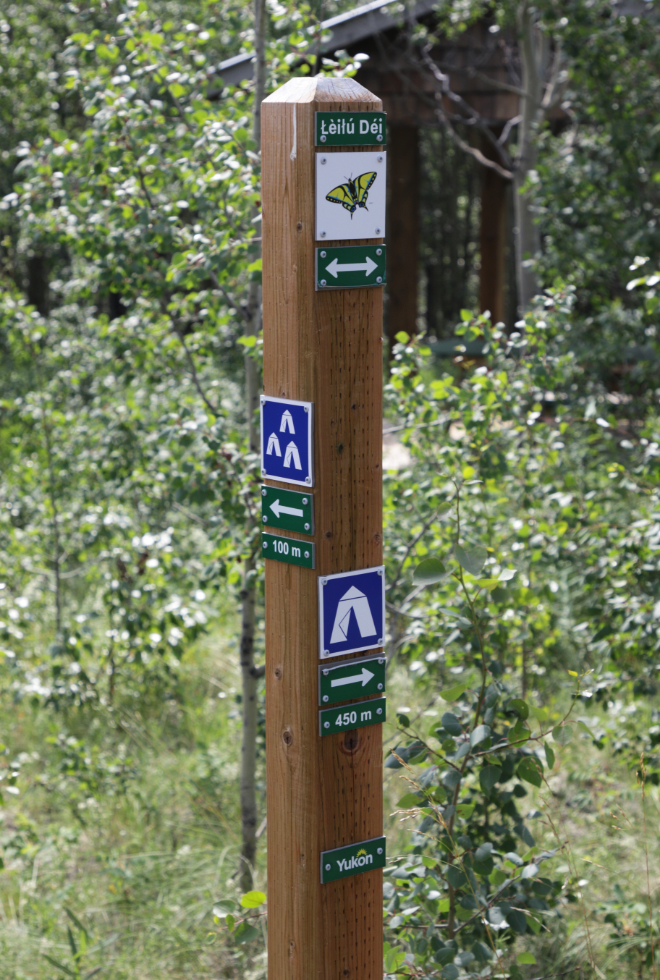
261 485 314 535
316 245 387 291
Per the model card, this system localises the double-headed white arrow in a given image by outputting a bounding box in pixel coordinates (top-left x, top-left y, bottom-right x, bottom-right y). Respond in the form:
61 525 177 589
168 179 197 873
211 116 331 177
270 498 303 519
326 255 378 279
330 667 375 689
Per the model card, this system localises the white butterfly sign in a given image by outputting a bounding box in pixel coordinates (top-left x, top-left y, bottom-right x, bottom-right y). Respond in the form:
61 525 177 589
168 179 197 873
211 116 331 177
315 151 387 242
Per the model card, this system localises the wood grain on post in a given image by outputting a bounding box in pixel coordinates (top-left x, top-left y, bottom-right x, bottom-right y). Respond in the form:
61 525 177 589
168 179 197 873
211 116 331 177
262 76 384 980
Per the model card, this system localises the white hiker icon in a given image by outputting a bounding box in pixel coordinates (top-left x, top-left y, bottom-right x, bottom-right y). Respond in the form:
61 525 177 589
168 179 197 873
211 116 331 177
283 441 302 469
267 432 282 456
330 586 377 645
280 410 295 434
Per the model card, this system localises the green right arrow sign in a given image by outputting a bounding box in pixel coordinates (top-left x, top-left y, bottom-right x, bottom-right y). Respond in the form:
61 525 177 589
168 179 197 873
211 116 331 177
316 245 387 291
318 654 386 706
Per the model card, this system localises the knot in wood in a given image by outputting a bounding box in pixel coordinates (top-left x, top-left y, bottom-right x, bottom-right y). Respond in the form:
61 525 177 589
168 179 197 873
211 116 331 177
282 729 293 746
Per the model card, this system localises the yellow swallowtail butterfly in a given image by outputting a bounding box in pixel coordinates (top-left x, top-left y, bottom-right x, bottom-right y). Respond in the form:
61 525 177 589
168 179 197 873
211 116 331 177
326 172 377 216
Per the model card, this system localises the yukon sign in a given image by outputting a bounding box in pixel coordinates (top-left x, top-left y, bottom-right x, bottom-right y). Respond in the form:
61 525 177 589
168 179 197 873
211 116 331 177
320 836 387 884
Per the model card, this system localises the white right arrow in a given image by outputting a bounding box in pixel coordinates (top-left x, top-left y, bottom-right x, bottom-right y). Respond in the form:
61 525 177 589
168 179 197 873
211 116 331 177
270 498 304 519
330 667 375 688
326 255 378 279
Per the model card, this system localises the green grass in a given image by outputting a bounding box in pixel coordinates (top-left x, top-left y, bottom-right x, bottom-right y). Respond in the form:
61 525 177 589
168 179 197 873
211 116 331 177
2 633 660 979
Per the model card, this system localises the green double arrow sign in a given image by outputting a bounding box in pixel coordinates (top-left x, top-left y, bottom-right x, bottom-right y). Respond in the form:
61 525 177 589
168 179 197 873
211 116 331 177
316 245 387 291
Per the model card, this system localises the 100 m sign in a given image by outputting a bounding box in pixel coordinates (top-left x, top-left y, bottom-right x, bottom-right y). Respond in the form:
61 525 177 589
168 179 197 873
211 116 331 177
262 532 315 569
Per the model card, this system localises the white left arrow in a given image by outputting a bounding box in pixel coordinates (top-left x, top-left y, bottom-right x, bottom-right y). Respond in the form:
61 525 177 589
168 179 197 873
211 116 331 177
270 498 304 519
330 667 375 688
326 255 378 279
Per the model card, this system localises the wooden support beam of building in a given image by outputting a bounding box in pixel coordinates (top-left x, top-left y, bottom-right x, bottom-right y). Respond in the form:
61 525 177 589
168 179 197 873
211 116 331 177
478 130 508 325
386 124 419 349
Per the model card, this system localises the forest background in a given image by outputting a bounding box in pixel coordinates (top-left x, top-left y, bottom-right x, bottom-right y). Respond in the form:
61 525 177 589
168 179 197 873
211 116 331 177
1 0 660 978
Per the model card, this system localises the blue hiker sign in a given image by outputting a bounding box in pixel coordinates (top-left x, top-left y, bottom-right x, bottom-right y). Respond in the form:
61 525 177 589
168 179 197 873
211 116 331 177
318 565 385 660
260 395 314 487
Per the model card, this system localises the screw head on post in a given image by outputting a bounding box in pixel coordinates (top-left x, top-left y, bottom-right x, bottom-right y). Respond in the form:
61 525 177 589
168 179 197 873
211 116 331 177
376 276 382 284
320 279 327 287
324 721 330 729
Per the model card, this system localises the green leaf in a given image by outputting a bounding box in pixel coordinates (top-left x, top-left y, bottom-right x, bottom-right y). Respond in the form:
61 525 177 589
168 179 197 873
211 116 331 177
397 792 421 808
384 945 406 972
479 764 501 792
414 557 447 585
440 712 462 736
509 698 529 719
517 756 543 788
455 544 488 576
507 908 527 934
440 683 468 702
240 890 266 909
441 966 459 980
553 724 573 745
233 920 260 943
517 951 536 965
225 913 235 931
544 740 555 770
470 724 491 747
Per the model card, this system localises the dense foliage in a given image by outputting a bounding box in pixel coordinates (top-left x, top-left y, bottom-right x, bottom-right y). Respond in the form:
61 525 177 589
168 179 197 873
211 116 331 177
1 0 660 978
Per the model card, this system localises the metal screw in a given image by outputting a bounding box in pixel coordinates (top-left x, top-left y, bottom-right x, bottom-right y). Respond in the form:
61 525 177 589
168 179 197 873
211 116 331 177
305 551 310 558
376 276 382 284
379 658 384 664
323 695 329 702
376 248 382 256
321 157 327 164
322 669 329 675
377 708 382 715
262 488 267 496
305 477 311 484
324 721 330 729
319 252 326 259
320 279 327 287
304 406 309 412
377 156 383 163
375 228 381 235
263 516 268 523
260 396 266 404
324 650 329 656
261 468 266 476
325 863 331 870
321 135 327 142
377 683 383 690
377 134 383 141
320 231 326 238
378 638 383 645
263 542 268 549
321 579 327 585
305 522 310 530
377 847 383 854
302 498 308 504
378 569 383 576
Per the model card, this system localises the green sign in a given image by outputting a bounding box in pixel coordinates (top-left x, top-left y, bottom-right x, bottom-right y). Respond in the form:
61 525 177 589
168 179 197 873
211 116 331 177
262 532 315 569
261 485 314 535
321 835 386 883
319 697 386 736
316 245 386 291
318 655 386 706
315 111 386 146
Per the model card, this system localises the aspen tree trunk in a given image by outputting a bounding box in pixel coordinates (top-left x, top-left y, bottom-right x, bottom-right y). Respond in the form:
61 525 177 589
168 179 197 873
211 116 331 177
513 1 542 312
238 0 267 894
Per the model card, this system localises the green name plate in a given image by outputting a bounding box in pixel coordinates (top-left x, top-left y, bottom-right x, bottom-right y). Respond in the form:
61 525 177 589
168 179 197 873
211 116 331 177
318 654 386 706
261 485 314 535
316 111 386 146
319 696 386 736
262 532 315 569
316 245 387 291
321 835 386 883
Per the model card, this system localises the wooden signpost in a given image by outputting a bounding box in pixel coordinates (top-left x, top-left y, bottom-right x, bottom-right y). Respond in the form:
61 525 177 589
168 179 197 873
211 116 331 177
262 76 385 980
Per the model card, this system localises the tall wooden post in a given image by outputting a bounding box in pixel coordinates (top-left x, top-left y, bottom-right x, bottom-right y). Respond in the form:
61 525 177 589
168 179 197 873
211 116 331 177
387 124 419 347
262 77 384 980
